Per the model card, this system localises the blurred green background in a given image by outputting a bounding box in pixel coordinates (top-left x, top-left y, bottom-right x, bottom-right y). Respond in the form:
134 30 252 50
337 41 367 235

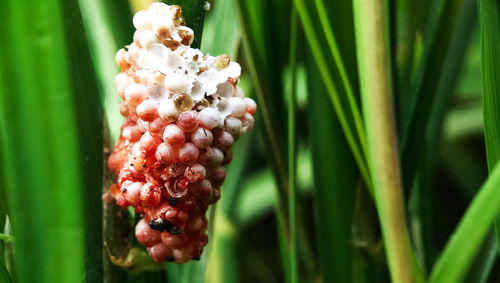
1 0 500 282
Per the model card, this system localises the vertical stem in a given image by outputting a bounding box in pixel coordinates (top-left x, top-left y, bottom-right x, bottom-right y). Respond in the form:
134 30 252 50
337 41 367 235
287 6 298 283
352 0 415 282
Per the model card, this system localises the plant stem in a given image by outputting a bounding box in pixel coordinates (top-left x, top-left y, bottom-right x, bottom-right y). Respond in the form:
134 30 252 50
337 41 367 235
288 6 298 283
352 0 416 282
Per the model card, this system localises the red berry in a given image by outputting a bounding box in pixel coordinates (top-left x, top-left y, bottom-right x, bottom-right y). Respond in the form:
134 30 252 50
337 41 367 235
163 124 185 146
136 218 162 247
179 142 199 164
177 111 198 132
191 128 213 148
137 100 158 121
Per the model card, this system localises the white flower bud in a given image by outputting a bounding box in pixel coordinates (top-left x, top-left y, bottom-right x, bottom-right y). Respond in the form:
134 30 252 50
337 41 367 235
158 99 179 121
133 10 152 31
139 30 159 50
229 97 246 117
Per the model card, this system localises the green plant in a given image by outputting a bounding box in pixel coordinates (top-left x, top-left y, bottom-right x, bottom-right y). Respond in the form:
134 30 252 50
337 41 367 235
1 0 500 282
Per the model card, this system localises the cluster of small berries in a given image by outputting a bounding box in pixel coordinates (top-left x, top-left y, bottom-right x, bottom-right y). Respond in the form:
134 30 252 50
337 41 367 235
107 2 256 263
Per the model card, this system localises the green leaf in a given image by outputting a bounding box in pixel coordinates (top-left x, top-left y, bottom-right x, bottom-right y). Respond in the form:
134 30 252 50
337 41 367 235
400 0 471 192
295 0 372 191
78 0 134 142
479 0 500 269
306 51 359 283
429 161 500 282
408 0 476 271
0 0 102 282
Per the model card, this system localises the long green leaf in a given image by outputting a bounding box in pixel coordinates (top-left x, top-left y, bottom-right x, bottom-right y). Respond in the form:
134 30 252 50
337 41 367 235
307 51 359 283
233 0 292 280
408 0 476 272
0 0 102 281
479 0 500 268
400 0 467 191
295 0 372 191
287 6 298 283
429 161 500 282
79 0 134 141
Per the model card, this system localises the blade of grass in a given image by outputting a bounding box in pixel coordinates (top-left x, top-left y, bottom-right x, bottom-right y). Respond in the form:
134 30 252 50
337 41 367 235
287 6 298 283
233 0 291 280
307 50 360 283
479 0 500 267
60 1 105 280
0 0 100 281
78 0 134 142
400 0 468 192
429 161 500 282
353 0 421 282
313 0 366 155
200 0 240 55
294 0 372 192
234 0 288 202
408 0 476 271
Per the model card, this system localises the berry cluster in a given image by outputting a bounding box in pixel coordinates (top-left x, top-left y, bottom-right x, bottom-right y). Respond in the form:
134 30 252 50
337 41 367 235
107 2 256 263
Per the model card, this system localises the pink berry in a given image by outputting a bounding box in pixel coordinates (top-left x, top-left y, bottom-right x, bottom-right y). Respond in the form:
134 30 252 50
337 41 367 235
197 108 220 129
139 132 161 152
198 147 214 166
125 83 148 106
163 124 185 146
207 188 221 204
124 182 143 205
214 131 234 150
115 72 129 98
222 149 233 165
131 143 146 171
210 166 226 187
191 127 213 149
244 97 257 115
163 205 188 227
148 242 172 262
224 117 242 137
149 117 168 137
190 179 212 198
140 183 161 207
177 111 198 132
136 218 161 247
211 148 224 166
122 125 142 141
241 112 255 134
229 97 246 117
115 194 130 208
184 163 206 182
179 142 199 164
155 142 179 163
137 100 158 121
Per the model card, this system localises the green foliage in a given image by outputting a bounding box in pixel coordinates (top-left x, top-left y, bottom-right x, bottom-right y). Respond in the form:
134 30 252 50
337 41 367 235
0 0 101 282
1 0 500 282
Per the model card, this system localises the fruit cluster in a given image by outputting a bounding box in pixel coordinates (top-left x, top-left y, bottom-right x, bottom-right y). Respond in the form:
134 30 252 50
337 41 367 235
107 2 256 263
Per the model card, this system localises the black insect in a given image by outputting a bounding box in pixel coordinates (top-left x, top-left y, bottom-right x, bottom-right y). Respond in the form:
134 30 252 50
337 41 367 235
149 218 183 235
